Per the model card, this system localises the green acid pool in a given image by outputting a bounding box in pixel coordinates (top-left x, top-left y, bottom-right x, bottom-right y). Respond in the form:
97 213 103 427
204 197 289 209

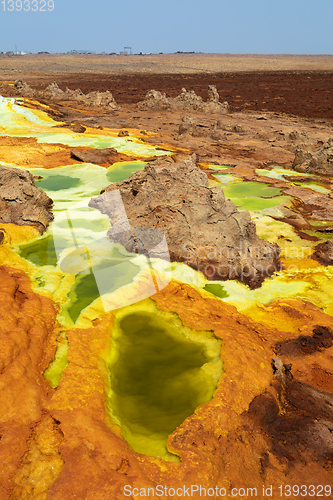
106 161 147 182
105 303 222 461
222 180 290 211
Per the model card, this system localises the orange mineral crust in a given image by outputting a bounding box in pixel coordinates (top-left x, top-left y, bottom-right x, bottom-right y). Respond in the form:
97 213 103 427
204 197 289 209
42 284 272 499
0 137 143 170
0 266 59 499
2 276 333 499
0 136 78 170
23 281 327 499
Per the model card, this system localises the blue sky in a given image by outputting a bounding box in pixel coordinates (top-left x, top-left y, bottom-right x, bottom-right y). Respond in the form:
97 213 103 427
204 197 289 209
1 0 332 54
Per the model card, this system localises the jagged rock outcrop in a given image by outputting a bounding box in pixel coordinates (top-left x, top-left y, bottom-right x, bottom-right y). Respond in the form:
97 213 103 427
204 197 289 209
207 84 220 103
66 88 119 109
312 237 333 265
89 155 281 288
137 86 229 114
0 165 53 233
174 88 205 111
292 138 333 176
137 90 171 110
43 82 65 99
14 80 37 98
13 81 120 109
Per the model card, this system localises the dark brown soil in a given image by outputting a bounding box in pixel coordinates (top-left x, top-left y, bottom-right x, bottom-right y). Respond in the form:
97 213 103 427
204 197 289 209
26 71 333 120
275 325 333 356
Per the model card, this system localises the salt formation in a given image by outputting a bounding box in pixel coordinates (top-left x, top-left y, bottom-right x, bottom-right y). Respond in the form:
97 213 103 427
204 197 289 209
89 155 281 288
137 85 229 114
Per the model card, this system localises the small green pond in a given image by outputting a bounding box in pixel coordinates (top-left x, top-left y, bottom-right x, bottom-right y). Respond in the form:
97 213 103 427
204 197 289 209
65 257 139 323
221 181 290 211
18 233 68 267
35 175 81 191
106 162 147 182
109 310 221 461
203 283 229 298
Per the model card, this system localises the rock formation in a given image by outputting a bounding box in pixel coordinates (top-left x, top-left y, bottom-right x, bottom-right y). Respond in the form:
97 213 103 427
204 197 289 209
0 165 53 233
1 83 333 498
12 81 227 113
67 88 119 109
137 90 171 110
207 84 220 102
14 79 37 98
42 81 65 99
174 88 205 111
13 80 120 109
312 236 333 265
292 138 333 175
89 155 281 288
137 85 229 114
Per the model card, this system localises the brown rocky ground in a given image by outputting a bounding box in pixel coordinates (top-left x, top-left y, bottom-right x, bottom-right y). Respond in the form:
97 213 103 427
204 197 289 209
9 82 329 228
1 54 333 119
40 71 333 120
